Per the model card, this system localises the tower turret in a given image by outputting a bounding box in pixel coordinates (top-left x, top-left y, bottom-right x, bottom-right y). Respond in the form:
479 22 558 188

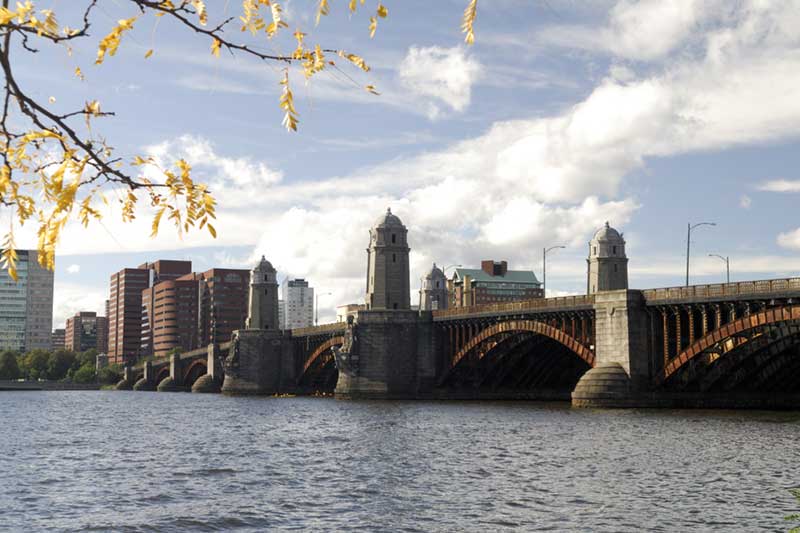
587 222 628 294
246 255 279 329
419 263 448 311
366 208 410 310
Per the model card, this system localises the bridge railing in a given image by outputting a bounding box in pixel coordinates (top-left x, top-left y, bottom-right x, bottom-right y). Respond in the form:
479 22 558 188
431 294 595 319
642 277 800 303
290 322 347 337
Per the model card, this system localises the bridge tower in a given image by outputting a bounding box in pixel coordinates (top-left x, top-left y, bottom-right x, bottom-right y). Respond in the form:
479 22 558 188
419 263 448 311
366 208 411 310
246 255 279 330
587 222 628 294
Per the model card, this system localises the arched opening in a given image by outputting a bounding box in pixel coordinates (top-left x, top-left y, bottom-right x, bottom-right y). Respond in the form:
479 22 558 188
438 320 594 399
183 360 208 389
297 336 344 395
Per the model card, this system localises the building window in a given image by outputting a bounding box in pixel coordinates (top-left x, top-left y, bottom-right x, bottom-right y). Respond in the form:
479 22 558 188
265 288 268 295
392 234 396 244
614 264 618 273
264 274 268 281
593 246 597 255
613 245 617 255
393 253 396 263
393 303 398 309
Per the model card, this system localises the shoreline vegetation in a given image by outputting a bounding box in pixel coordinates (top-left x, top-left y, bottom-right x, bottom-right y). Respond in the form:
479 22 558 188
0 348 121 387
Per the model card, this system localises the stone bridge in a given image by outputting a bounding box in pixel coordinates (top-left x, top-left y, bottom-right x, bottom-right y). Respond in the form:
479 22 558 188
216 278 799 408
117 277 800 408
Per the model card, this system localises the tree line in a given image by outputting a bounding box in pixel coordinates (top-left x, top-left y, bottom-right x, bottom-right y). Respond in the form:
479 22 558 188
0 347 121 384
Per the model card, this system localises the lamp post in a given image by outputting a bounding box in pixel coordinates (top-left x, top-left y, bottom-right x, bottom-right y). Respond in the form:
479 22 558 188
543 245 566 298
686 222 716 286
708 254 730 284
315 291 332 326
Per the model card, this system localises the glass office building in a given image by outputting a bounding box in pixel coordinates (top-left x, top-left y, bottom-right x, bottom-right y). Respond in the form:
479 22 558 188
0 250 54 352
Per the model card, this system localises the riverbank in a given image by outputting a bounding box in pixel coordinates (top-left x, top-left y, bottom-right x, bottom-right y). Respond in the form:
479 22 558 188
0 380 101 391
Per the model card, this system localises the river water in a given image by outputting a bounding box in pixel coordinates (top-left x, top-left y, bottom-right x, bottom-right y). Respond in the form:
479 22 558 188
1 391 799 532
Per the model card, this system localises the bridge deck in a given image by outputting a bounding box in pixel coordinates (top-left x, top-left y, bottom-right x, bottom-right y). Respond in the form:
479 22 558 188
642 277 800 305
432 295 595 321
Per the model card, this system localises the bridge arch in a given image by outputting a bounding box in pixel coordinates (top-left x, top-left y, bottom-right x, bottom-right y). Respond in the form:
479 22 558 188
660 305 800 386
182 359 208 388
154 365 170 385
297 336 344 392
451 320 594 368
439 319 594 389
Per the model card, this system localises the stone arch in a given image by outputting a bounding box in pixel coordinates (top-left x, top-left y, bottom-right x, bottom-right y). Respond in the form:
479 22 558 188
182 359 208 387
154 365 170 384
298 336 345 385
660 305 800 384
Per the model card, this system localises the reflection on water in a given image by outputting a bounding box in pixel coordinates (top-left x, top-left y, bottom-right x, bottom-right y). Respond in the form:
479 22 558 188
1 392 799 532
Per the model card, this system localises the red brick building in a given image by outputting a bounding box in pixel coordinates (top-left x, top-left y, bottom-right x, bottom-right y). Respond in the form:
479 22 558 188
194 268 249 346
144 278 199 358
449 260 543 308
107 260 191 365
65 311 108 353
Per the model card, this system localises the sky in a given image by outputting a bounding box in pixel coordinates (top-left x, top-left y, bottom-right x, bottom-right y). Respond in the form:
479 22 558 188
8 0 800 327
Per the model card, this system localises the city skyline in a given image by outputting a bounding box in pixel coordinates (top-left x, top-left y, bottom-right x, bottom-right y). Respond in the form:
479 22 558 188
8 1 800 329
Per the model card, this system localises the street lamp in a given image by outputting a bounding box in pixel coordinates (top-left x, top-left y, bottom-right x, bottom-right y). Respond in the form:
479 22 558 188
543 245 566 298
708 254 730 284
686 222 716 286
315 291 332 326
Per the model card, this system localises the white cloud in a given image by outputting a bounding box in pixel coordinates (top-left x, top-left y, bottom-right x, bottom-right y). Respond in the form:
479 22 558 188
53 282 107 329
777 228 800 250
758 179 800 192
398 45 482 119
540 0 720 61
66 264 80 274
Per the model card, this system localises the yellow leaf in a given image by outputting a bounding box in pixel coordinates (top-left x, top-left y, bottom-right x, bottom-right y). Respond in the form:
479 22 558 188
315 0 329 26
144 49 153 59
462 0 478 45
369 16 376 38
211 38 221 57
365 84 380 95
377 4 388 18
192 0 207 26
74 66 85 80
95 16 138 65
207 223 217 238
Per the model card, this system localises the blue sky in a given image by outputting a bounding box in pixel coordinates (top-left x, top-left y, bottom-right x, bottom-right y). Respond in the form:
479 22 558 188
10 0 800 326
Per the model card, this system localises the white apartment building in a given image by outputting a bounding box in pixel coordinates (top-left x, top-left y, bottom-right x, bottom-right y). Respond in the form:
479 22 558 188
281 278 314 329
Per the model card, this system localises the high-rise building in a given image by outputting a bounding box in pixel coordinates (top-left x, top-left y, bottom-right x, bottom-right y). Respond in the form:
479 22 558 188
195 268 249 346
144 278 199 358
0 250 54 352
51 328 66 351
449 260 543 307
65 311 107 353
107 260 191 365
278 299 285 330
281 278 314 329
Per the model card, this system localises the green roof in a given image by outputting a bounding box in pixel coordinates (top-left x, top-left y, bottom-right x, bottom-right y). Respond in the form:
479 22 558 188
453 268 541 286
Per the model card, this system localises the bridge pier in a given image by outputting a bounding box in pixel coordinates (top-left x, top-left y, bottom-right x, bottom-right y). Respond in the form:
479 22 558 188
133 361 156 391
192 344 223 393
114 365 134 390
572 289 651 408
157 354 183 392
334 310 434 399
221 330 297 395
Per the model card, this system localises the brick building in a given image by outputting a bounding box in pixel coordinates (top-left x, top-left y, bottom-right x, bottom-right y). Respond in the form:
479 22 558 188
449 260 543 307
107 260 191 365
195 268 249 346
65 311 108 353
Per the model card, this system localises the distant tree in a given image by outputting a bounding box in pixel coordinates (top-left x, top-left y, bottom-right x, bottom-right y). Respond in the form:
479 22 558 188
0 1 478 279
97 364 122 385
0 349 20 379
47 349 76 380
75 348 97 369
72 364 96 384
22 349 50 380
